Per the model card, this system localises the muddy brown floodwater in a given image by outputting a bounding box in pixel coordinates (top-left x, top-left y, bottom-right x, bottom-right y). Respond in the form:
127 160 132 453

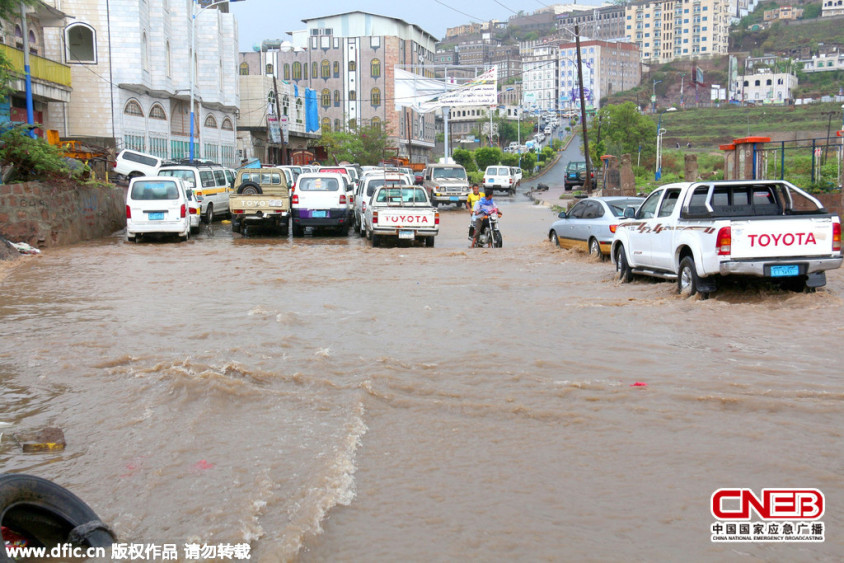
0 194 841 562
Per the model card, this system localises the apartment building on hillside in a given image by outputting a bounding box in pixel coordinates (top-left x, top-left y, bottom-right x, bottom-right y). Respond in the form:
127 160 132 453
555 5 627 42
624 0 731 64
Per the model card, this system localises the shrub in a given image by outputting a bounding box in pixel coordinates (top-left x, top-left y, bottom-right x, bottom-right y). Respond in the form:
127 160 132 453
0 125 89 183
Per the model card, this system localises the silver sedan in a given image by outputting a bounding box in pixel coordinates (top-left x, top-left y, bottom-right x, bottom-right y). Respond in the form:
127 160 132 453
549 196 644 258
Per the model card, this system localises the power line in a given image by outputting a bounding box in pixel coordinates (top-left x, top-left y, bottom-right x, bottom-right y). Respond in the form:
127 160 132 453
433 0 484 23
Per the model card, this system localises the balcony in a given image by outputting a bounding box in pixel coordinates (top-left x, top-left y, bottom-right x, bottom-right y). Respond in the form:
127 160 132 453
0 44 71 88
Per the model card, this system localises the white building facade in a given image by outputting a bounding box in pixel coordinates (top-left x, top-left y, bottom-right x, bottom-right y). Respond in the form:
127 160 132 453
41 0 240 166
734 71 798 104
522 45 558 113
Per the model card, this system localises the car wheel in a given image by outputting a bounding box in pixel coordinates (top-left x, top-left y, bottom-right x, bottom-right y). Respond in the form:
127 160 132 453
678 256 706 298
550 231 560 247
203 203 214 224
588 238 602 259
425 236 435 248
191 225 200 235
616 245 632 283
354 215 360 233
371 232 381 247
509 187 515 196
231 219 241 234
292 223 304 237
237 182 262 195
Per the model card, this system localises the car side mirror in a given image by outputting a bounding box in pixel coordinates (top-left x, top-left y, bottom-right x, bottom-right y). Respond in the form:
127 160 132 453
623 207 636 219
558 210 567 219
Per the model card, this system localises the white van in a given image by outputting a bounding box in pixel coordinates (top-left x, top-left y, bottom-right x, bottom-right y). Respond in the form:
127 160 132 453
158 163 231 223
125 176 191 242
291 172 353 237
113 149 165 181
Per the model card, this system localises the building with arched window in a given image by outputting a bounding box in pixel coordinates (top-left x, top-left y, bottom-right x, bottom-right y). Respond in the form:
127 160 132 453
264 11 439 163
36 0 239 166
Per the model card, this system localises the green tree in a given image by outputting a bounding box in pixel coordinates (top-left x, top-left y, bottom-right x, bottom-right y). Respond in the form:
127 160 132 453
599 102 657 160
0 124 84 182
803 4 822 18
474 147 502 170
451 148 476 172
500 153 519 167
316 121 389 165
521 151 537 172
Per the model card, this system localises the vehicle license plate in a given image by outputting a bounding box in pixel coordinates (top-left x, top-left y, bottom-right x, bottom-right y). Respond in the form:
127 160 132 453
312 210 327 218
449 196 459 202
148 212 164 220
398 230 415 240
770 264 799 277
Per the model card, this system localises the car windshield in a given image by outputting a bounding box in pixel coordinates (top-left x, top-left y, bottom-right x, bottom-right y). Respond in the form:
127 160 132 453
567 162 586 172
159 169 195 185
376 187 427 203
432 167 467 180
299 177 340 191
366 178 407 195
131 181 180 200
607 199 643 217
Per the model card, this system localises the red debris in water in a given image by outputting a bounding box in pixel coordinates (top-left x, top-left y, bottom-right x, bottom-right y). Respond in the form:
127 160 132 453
630 382 648 387
194 459 214 470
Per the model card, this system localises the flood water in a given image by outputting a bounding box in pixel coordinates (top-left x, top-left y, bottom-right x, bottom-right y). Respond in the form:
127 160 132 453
0 192 841 562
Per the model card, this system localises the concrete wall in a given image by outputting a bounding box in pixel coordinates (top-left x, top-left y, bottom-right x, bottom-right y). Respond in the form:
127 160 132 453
0 182 125 248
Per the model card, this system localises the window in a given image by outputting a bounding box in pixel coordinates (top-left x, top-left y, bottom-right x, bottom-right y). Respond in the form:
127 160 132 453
124 100 144 117
321 59 330 78
150 104 166 120
239 62 249 75
349 90 356 101
303 63 308 79
333 61 339 77
371 58 381 78
321 117 331 131
312 62 318 78
296 99 303 123
265 64 273 75
334 90 340 106
284 63 290 80
334 118 341 131
321 88 331 107
371 116 381 130
370 87 380 106
221 118 234 131
349 60 356 71
292 62 301 80
65 23 96 63
204 115 218 128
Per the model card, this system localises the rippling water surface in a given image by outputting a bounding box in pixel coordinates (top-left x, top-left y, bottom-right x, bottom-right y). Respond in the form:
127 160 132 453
0 197 841 561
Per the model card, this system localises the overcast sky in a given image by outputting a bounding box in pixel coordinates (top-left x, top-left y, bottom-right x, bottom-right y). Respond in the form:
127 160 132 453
229 0 606 52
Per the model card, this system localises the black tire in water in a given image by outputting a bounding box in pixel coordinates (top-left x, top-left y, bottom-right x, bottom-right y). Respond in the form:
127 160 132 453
616 246 632 283
0 473 116 560
678 256 708 299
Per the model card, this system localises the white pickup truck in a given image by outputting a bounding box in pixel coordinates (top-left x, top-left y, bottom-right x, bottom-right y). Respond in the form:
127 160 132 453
364 185 439 247
611 180 842 297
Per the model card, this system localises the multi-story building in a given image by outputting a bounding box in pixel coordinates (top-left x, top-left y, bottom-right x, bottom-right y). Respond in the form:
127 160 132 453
797 49 844 73
822 0 844 17
559 40 641 113
445 23 480 39
555 5 627 42
236 52 320 165
522 45 558 113
0 4 72 138
488 44 521 82
270 11 438 163
733 70 798 104
624 0 731 64
41 0 240 166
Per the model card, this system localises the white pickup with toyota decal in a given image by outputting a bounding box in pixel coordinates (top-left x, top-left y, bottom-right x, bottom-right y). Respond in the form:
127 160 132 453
363 185 439 247
611 180 842 296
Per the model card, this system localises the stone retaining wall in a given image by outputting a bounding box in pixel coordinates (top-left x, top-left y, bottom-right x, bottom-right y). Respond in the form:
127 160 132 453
0 182 125 248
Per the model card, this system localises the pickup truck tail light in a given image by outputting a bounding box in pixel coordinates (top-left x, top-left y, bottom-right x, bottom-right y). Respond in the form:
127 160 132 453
716 226 731 256
833 222 841 253
125 205 131 219
435 211 440 225
292 193 299 205
180 204 186 218
372 211 378 225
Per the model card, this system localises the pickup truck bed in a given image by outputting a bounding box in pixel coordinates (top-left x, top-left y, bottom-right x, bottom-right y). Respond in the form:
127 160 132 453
612 180 842 297
364 186 439 247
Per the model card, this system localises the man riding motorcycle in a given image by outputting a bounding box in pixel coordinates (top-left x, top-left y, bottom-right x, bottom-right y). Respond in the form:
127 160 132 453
471 191 502 248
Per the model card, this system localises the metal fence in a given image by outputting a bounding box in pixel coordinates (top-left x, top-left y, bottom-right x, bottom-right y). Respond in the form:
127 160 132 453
755 136 844 190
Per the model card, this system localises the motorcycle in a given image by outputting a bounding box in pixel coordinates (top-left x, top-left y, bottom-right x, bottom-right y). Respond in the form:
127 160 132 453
469 213 503 248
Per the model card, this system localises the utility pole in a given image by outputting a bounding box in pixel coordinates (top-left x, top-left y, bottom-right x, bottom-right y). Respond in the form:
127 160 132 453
575 24 592 193
680 73 686 109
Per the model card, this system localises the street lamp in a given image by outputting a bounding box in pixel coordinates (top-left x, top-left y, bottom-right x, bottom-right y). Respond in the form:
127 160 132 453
652 79 662 114
655 107 676 180
189 0 237 162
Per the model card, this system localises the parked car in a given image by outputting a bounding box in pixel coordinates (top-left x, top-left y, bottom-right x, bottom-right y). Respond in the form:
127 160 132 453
510 166 523 186
185 187 201 234
125 176 192 242
158 162 231 223
549 196 644 258
113 149 165 182
353 172 409 235
291 173 353 236
483 165 516 196
564 161 593 190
